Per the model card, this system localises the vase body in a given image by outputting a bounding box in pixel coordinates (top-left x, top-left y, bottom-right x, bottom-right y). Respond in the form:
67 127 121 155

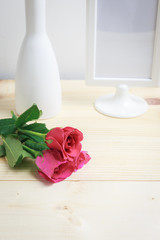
16 0 61 118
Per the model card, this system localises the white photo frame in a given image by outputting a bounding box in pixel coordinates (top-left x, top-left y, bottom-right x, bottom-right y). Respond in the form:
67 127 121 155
86 0 160 87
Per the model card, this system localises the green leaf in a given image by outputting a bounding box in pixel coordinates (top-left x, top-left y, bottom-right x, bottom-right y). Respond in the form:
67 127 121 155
15 154 23 166
16 104 41 128
3 136 23 168
39 110 43 118
22 149 34 159
22 123 49 134
0 118 16 135
0 144 6 157
11 148 34 166
18 133 29 142
11 111 17 121
24 140 49 151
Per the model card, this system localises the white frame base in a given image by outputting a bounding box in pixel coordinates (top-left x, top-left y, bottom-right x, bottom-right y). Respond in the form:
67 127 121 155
95 85 148 118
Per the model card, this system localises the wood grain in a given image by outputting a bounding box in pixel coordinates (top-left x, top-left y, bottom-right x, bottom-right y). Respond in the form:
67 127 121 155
0 181 160 240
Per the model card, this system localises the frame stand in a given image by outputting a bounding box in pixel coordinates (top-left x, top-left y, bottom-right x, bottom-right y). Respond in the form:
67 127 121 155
95 85 148 118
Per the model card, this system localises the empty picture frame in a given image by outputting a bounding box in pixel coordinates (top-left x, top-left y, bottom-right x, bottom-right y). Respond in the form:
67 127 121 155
86 0 160 86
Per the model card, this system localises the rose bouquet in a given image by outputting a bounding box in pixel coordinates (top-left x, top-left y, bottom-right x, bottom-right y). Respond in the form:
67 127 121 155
0 104 91 183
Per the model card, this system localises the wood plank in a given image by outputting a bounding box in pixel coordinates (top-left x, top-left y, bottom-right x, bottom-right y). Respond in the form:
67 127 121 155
0 80 160 180
0 181 160 240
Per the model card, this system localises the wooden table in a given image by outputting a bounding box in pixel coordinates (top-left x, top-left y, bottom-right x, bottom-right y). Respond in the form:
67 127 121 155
0 80 160 240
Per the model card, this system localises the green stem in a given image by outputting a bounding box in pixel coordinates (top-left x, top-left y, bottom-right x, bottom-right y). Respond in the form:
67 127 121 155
22 145 42 158
18 128 46 139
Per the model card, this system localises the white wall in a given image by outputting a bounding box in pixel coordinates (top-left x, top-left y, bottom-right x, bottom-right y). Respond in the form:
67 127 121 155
0 0 86 80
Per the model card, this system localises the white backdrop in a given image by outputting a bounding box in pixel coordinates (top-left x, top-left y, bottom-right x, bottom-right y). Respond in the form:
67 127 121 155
0 0 86 80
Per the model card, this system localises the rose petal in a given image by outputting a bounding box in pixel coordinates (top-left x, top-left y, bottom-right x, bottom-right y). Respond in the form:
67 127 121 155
36 149 75 183
36 150 63 179
75 151 91 170
63 128 83 159
66 143 82 161
47 128 64 144
52 162 75 182
46 136 64 156
46 128 69 159
46 128 64 150
63 127 83 142
38 170 55 183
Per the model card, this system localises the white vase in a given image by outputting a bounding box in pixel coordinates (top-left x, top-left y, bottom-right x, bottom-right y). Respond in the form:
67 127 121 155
15 0 61 118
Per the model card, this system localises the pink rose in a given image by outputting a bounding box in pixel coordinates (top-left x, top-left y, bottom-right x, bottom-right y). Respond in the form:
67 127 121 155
36 150 75 183
46 127 83 161
36 127 91 183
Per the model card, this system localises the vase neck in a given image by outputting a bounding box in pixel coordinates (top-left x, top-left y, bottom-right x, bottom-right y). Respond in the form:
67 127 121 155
25 0 46 35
